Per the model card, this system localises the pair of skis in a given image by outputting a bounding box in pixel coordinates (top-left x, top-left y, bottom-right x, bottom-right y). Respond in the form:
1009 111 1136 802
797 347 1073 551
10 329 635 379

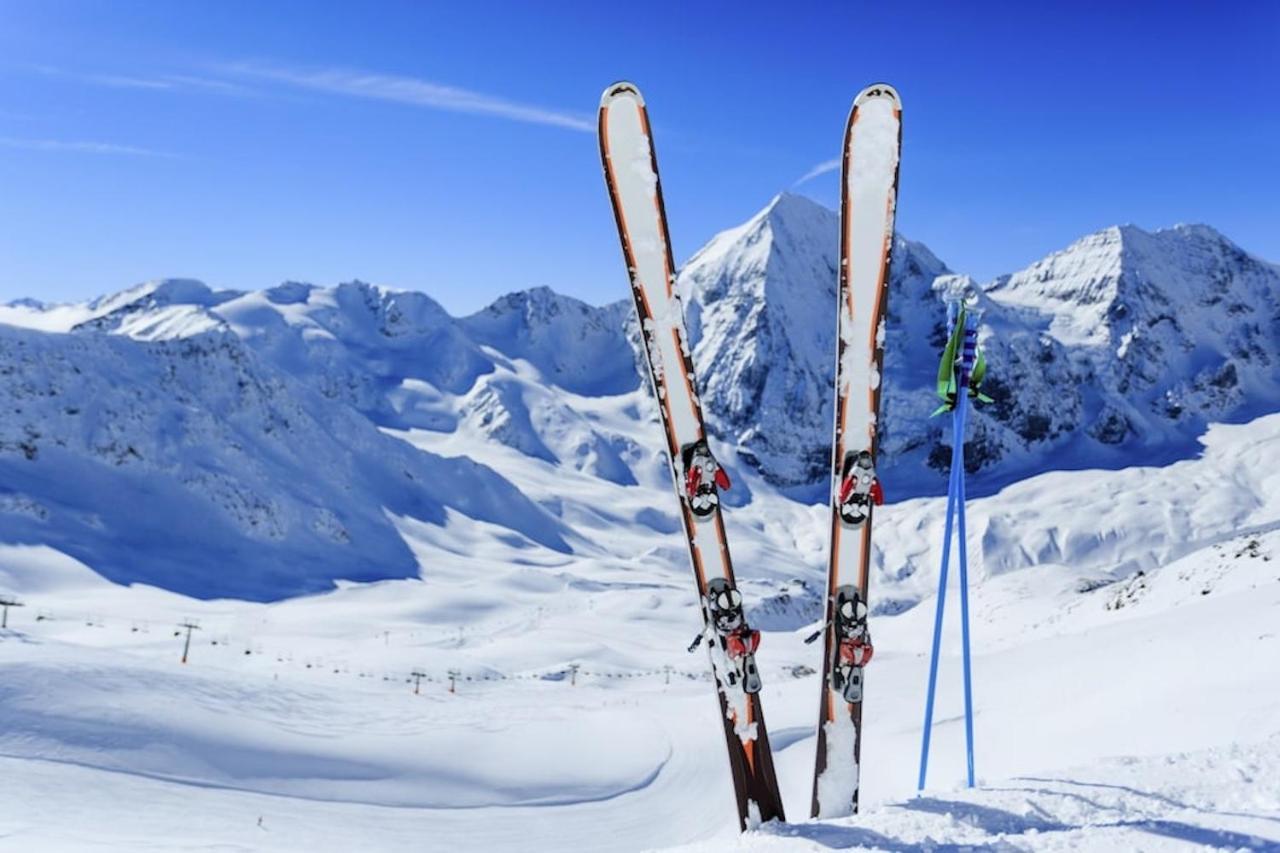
598 82 901 830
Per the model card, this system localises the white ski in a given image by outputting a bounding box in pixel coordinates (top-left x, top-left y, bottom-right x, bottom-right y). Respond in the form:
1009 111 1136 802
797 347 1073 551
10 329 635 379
811 82 902 819
598 81 785 830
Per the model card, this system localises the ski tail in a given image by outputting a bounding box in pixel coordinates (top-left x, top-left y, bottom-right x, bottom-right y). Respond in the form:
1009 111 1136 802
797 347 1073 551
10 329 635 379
811 82 902 820
599 81 785 830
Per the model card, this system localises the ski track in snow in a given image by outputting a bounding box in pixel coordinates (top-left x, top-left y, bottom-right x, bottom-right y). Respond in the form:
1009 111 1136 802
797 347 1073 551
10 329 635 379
674 739 1280 852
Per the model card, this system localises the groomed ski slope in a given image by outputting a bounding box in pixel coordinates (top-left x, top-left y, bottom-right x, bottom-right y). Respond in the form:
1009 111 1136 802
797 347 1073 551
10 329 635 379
1 415 1279 850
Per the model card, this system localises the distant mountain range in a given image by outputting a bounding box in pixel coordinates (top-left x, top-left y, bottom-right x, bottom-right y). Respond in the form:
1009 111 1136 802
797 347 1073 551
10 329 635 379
2 193 1277 598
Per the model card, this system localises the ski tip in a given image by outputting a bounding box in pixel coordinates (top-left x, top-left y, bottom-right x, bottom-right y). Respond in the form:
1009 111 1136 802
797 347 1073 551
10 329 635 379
853 82 901 110
600 81 644 109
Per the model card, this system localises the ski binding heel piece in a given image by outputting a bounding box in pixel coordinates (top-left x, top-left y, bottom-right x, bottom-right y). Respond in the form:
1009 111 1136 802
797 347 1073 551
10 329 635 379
840 666 864 703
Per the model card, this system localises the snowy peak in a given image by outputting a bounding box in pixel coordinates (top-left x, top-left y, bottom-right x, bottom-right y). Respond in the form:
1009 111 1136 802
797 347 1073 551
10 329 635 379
212 281 494 418
986 227 1130 335
679 192 844 370
683 192 837 304
70 278 238 341
0 278 236 336
79 277 221 311
86 278 219 312
986 223 1280 422
324 280 458 340
989 223 1279 345
677 194 840 483
753 191 839 247
264 280 316 305
461 287 637 396
678 191 950 486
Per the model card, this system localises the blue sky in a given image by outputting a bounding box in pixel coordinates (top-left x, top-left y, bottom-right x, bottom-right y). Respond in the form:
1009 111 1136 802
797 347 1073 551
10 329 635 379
1 0 1276 314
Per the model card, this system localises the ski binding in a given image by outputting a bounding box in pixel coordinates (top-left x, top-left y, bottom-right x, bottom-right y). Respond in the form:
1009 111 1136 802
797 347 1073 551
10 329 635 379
830 585 873 704
681 440 730 518
704 577 762 694
837 449 883 527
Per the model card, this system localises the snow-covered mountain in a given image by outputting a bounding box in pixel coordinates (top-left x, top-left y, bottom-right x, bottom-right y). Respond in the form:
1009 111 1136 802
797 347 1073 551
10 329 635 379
676 195 1280 494
986 223 1280 438
460 286 638 397
681 193 954 490
0 319 569 600
2 194 1278 600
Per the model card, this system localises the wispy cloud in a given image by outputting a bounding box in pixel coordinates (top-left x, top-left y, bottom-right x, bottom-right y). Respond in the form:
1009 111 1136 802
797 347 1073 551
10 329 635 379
223 62 594 132
164 75 250 95
27 62 589 130
0 137 177 158
794 157 840 185
83 73 174 90
31 65 255 97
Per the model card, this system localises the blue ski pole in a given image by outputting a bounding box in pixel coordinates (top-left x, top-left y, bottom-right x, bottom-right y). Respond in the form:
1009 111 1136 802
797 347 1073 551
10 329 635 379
918 298 964 792
917 425 961 791
955 315 979 788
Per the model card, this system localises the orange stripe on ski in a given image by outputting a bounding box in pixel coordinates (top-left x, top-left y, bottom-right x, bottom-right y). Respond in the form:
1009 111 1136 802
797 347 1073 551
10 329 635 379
643 96 705 444
636 99 705 449
743 701 758 770
711 511 736 583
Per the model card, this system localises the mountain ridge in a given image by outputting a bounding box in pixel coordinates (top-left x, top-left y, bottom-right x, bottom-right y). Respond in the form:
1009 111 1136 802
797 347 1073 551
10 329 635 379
2 196 1277 598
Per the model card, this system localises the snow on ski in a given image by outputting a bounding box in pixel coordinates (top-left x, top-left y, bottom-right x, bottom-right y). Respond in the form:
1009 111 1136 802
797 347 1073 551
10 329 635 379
810 83 902 819
597 81 785 831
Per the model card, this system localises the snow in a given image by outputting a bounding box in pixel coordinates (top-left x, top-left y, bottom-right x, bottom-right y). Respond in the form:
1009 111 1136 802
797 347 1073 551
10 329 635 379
675 740 1280 851
0 323 568 600
460 287 637 397
814 719 859 819
2 410 1279 849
